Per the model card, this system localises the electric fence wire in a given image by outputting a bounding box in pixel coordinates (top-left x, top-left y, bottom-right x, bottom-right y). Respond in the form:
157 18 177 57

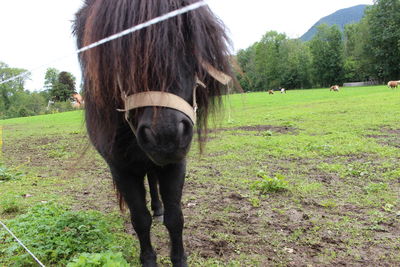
0 220 46 267
0 0 209 86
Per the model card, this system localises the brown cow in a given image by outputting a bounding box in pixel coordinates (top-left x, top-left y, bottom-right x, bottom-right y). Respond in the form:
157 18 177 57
387 81 399 89
268 90 274 94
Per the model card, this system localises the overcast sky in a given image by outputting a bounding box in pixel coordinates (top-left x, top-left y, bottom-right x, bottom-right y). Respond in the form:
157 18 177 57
0 0 373 91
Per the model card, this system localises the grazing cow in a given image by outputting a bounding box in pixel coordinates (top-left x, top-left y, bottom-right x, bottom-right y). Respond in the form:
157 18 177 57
280 88 286 94
330 85 340 92
268 90 274 94
387 81 399 89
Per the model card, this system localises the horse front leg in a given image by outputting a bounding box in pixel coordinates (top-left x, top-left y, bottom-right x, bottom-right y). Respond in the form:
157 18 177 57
147 171 164 219
155 161 187 267
111 167 157 267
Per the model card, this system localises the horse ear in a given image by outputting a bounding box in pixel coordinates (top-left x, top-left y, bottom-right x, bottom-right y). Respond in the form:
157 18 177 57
200 61 232 85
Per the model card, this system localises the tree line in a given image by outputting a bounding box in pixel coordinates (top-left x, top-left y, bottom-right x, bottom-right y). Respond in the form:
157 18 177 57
236 0 400 91
0 64 78 119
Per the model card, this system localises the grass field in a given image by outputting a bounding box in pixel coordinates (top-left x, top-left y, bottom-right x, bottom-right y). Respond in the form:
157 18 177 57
0 86 399 266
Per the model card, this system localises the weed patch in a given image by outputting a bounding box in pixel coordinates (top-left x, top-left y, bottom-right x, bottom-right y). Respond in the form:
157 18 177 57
0 165 24 183
364 182 388 194
0 199 22 215
67 252 130 267
0 202 137 266
250 171 289 194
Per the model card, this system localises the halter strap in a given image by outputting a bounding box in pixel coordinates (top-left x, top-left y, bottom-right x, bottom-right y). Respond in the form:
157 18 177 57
117 78 205 134
117 63 230 133
122 90 197 124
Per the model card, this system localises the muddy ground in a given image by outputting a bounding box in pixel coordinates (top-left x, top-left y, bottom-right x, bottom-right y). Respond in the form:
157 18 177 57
2 125 399 266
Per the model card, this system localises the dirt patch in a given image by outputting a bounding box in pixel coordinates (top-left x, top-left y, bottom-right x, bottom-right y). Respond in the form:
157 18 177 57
2 132 119 214
258 156 342 185
210 125 298 135
366 128 400 148
231 125 297 134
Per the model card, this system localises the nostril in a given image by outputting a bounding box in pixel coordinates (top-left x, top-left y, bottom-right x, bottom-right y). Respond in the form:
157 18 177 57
178 122 185 137
178 120 192 137
140 127 157 145
178 119 193 149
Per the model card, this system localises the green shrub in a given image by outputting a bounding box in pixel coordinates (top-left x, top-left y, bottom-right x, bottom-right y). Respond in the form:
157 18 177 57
17 107 34 117
51 101 75 113
262 130 273 137
0 202 136 266
251 171 289 194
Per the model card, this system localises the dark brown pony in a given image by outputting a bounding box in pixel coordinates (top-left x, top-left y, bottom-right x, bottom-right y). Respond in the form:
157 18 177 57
73 1 233 266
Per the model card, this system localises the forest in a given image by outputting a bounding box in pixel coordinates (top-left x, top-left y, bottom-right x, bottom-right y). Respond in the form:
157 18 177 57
236 0 400 91
0 66 78 119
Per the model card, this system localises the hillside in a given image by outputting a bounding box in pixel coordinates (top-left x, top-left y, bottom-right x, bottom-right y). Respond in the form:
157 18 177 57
300 4 368 41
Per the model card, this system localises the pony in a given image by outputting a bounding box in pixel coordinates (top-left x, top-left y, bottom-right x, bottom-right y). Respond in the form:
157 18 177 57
268 89 274 94
73 1 233 266
387 81 399 88
330 85 340 92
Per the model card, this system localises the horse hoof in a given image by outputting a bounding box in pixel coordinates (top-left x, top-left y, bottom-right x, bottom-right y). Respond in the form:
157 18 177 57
142 262 158 267
153 215 164 223
141 254 158 267
171 255 188 267
153 207 164 217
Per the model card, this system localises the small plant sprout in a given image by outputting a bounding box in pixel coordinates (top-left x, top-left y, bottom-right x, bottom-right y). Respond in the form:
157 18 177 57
251 171 289 194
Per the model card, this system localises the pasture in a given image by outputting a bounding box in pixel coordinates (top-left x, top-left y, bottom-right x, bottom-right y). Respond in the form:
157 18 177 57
1 85 399 266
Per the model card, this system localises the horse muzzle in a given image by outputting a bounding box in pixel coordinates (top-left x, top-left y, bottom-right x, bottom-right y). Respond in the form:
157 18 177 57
136 107 194 166
116 63 232 166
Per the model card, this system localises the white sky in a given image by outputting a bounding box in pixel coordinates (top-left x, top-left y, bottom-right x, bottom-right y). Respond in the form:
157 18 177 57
0 0 373 91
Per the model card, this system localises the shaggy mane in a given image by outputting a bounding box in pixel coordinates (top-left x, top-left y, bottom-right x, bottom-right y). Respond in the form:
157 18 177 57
73 0 233 150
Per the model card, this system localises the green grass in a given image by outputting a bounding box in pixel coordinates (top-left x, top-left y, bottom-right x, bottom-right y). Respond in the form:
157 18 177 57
1 110 85 140
1 85 399 266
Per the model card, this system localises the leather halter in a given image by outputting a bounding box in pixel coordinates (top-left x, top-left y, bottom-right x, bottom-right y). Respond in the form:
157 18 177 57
117 63 231 133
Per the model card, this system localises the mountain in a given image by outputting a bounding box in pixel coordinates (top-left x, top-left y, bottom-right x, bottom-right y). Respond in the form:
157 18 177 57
300 4 369 41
